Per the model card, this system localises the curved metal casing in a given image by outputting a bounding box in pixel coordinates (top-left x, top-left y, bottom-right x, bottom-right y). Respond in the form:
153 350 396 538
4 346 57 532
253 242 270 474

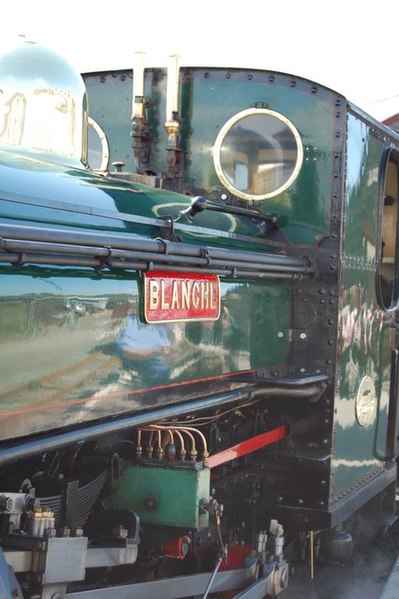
0 36 88 167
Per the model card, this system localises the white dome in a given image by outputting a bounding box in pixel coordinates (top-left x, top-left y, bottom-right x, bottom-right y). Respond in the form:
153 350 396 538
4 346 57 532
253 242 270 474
0 36 88 166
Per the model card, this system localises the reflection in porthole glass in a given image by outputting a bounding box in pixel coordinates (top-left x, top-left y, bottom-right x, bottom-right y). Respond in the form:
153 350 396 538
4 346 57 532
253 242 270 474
213 108 303 201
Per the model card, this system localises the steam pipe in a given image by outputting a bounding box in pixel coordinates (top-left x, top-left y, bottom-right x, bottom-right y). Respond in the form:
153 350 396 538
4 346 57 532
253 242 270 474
0 223 313 278
132 51 145 119
0 388 253 466
1 240 310 273
0 222 306 267
0 376 328 466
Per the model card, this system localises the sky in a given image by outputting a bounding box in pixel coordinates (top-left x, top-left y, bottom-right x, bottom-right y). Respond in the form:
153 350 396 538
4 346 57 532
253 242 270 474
2 0 399 121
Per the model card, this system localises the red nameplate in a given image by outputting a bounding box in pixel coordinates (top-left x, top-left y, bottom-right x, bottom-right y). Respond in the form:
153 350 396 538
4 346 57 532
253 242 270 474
144 271 220 323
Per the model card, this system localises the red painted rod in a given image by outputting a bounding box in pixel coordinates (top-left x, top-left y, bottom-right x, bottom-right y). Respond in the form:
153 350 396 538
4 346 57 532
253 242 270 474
207 425 288 469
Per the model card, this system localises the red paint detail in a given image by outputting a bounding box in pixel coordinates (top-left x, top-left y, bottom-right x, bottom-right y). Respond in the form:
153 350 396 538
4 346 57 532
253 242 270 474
163 535 190 559
219 543 253 571
144 271 220 322
207 425 288 469
383 113 399 127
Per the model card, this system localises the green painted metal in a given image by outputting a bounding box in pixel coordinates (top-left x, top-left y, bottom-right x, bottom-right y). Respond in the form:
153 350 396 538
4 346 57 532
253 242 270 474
0 267 290 440
332 113 392 499
111 463 210 529
0 148 291 441
84 68 340 246
1 57 399 532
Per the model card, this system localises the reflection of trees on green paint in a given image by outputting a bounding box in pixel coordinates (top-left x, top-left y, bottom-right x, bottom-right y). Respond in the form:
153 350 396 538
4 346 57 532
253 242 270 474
344 116 379 259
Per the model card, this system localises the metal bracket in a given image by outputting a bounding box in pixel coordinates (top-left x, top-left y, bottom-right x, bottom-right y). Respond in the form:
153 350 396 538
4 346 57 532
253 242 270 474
158 215 181 242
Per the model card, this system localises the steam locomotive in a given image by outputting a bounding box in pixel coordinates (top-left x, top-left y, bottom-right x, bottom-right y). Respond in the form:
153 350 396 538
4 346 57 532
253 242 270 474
0 37 398 598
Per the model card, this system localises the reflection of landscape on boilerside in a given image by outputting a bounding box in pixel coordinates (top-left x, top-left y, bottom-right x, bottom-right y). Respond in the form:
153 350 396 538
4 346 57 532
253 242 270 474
0 284 254 440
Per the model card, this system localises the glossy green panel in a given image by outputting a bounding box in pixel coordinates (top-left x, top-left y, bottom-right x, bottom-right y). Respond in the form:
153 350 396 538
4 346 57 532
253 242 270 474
84 68 341 246
0 135 294 442
181 70 335 241
0 267 290 441
343 117 380 258
0 149 270 244
333 114 389 496
333 270 385 493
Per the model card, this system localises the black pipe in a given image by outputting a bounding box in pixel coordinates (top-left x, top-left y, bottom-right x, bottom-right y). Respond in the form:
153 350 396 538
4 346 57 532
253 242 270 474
0 222 309 267
0 223 313 278
1 240 310 274
0 375 329 466
2 243 306 273
0 252 301 278
0 388 253 465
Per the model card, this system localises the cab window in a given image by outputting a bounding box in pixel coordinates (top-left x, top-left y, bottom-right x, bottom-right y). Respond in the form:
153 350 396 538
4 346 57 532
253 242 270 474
378 149 399 310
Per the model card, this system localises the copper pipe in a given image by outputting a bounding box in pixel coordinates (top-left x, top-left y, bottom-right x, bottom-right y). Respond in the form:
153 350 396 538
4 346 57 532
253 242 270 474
149 424 197 456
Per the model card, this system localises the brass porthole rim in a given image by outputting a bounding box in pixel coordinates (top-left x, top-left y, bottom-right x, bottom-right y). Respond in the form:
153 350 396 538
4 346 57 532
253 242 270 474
88 116 110 171
212 107 304 201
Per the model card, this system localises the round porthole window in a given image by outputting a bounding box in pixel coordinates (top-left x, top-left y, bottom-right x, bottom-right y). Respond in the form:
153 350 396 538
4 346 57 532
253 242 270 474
213 108 303 201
